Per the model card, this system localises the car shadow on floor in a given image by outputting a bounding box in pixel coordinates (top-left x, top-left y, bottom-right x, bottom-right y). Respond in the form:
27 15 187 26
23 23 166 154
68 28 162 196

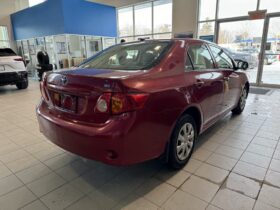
65 113 241 209
0 85 20 94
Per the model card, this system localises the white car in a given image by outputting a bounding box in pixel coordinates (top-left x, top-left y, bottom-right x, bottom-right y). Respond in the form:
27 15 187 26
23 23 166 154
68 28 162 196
0 48 28 89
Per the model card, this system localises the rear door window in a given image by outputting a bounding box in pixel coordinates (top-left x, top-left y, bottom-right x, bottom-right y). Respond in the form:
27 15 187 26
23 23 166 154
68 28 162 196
187 45 214 70
0 48 16 57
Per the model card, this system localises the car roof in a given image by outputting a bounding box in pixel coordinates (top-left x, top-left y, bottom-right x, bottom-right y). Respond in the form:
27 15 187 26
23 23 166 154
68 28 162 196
120 38 211 46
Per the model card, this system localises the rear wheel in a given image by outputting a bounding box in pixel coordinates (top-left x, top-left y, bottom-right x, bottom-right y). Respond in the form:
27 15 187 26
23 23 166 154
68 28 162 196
232 87 247 115
168 114 197 169
16 79 28 90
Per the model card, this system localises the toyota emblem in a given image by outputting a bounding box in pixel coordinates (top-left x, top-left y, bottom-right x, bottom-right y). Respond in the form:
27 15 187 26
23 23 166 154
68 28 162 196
60 76 68 85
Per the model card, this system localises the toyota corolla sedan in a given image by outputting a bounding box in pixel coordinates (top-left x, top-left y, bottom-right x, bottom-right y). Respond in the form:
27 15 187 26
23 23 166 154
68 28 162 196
37 39 249 169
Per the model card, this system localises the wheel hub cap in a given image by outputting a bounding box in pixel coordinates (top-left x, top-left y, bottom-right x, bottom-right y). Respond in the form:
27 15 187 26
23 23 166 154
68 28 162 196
240 89 247 109
176 123 195 161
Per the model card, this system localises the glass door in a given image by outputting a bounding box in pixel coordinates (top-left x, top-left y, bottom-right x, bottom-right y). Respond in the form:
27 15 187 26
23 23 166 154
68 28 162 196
85 36 102 58
68 35 86 67
217 19 264 84
260 16 280 85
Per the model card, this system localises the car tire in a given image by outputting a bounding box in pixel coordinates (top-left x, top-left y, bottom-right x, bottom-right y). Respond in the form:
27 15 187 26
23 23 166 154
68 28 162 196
168 114 197 169
16 79 28 90
232 87 247 115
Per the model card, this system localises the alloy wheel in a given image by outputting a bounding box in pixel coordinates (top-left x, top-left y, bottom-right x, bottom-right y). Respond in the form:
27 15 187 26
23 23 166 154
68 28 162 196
176 123 195 161
240 88 247 110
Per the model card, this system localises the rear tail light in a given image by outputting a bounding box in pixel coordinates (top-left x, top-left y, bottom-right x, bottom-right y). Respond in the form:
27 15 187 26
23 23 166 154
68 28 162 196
95 93 149 115
40 81 49 101
14 57 26 66
95 93 111 113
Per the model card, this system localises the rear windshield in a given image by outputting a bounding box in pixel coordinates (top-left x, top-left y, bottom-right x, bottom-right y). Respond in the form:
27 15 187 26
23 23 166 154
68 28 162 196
0 48 16 57
79 41 172 70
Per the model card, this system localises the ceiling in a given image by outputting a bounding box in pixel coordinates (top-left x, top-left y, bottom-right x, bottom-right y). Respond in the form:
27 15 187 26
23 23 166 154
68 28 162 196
0 0 147 21
89 0 147 7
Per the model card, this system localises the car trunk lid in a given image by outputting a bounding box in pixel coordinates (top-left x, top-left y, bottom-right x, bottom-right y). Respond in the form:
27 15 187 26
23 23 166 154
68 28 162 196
42 68 147 124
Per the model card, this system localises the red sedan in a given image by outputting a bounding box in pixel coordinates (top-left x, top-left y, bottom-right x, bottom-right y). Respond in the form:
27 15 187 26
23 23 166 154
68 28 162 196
37 39 249 169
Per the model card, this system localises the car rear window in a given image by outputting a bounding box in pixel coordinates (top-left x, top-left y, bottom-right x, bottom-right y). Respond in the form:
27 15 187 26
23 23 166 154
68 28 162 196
79 41 172 70
0 48 16 57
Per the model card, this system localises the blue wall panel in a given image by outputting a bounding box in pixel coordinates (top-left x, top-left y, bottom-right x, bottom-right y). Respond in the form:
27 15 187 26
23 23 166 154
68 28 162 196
11 0 117 40
62 0 117 37
11 0 65 40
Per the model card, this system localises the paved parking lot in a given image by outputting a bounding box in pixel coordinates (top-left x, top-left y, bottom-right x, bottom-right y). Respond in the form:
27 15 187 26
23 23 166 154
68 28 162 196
0 81 280 210
246 61 280 85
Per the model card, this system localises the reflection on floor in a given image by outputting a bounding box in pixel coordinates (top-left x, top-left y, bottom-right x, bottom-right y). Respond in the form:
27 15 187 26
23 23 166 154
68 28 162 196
246 61 280 85
0 80 280 210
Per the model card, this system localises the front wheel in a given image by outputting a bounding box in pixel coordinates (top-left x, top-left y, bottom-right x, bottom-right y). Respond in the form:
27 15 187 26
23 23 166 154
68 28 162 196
16 79 28 90
232 87 247 115
168 114 197 169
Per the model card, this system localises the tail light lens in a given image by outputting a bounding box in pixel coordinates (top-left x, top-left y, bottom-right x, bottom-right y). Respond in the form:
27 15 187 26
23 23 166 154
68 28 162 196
95 93 149 115
14 57 26 66
95 93 111 113
40 82 49 101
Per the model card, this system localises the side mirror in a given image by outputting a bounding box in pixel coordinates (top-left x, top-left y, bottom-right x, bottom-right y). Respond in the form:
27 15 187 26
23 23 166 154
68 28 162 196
235 59 249 70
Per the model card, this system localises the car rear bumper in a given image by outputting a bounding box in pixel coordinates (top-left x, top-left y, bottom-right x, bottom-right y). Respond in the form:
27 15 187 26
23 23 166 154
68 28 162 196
0 71 27 86
36 100 140 165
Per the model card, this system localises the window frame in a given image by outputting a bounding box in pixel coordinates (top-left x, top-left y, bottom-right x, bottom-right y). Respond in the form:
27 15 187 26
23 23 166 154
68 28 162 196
117 6 134 37
117 0 173 41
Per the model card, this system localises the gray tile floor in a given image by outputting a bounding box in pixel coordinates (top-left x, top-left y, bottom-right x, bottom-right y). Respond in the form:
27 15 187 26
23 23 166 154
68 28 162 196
0 80 280 210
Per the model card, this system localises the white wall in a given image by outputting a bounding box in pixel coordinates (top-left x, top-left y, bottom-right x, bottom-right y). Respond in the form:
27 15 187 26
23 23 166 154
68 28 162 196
0 0 29 49
172 0 198 37
15 0 29 11
0 0 16 44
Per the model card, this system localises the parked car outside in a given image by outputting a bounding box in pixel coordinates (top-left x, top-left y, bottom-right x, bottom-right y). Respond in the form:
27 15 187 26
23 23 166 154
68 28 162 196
264 50 278 65
223 48 258 69
37 39 249 169
0 48 28 89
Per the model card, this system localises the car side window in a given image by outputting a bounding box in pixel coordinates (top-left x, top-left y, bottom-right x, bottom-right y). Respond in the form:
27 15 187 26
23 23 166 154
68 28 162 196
209 45 234 69
187 45 214 70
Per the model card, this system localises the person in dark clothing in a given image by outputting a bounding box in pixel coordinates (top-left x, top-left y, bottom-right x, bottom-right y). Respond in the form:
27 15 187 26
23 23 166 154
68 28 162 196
36 47 53 81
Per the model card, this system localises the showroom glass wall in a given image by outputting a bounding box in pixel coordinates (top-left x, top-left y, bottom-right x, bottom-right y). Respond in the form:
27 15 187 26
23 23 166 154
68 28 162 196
16 34 116 78
117 0 172 41
198 0 280 87
0 26 10 48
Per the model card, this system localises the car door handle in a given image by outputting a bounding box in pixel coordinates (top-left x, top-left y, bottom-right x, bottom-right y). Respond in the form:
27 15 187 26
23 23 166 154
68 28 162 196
224 77 229 81
195 80 205 88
